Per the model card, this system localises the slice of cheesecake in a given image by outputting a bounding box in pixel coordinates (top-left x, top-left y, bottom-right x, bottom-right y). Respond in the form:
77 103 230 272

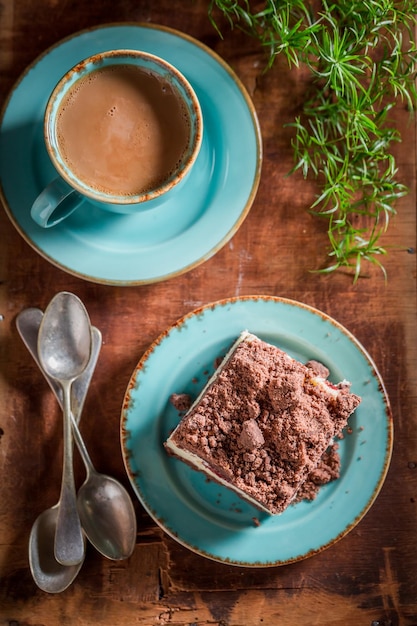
164 331 361 514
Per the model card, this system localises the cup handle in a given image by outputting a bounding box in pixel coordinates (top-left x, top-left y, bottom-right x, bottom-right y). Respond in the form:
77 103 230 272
31 177 84 228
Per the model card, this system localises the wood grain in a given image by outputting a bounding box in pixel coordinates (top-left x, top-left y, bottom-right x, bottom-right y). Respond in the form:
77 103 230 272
0 1 416 625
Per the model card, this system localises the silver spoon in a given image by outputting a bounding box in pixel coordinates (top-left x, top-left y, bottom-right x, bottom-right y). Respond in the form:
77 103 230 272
16 307 102 592
18 308 137 561
37 292 92 566
72 414 137 560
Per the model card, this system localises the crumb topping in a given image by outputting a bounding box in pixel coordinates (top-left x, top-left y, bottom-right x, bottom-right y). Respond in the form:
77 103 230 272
166 334 361 514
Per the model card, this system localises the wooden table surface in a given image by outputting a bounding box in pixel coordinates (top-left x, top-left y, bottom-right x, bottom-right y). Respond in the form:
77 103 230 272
0 2 416 625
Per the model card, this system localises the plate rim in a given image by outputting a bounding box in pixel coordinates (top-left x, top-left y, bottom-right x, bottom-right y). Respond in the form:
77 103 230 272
121 295 394 567
0 22 262 285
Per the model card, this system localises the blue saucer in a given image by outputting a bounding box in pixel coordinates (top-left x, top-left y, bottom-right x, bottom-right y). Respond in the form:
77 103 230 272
121 296 393 566
0 24 262 285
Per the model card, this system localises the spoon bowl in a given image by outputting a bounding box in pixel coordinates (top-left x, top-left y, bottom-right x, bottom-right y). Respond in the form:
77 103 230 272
77 471 137 560
38 292 92 381
70 412 137 560
28 506 85 593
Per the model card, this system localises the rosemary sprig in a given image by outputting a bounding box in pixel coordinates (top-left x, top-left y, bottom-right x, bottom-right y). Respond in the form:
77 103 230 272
208 0 417 280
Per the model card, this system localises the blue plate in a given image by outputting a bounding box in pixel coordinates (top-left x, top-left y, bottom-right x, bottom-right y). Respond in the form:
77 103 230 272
121 296 393 566
0 24 261 285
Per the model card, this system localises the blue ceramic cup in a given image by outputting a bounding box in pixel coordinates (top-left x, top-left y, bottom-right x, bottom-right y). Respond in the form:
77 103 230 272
31 49 203 228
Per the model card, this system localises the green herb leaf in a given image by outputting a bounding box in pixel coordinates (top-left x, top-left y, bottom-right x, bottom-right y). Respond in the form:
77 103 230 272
208 0 417 280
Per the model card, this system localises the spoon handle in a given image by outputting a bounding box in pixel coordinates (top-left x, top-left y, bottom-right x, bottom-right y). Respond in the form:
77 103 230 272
54 379 85 566
70 411 94 476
